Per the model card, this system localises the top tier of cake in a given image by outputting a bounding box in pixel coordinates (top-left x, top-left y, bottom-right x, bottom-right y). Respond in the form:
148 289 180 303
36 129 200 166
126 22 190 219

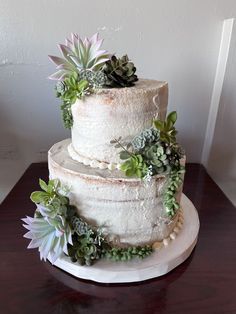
70 79 168 165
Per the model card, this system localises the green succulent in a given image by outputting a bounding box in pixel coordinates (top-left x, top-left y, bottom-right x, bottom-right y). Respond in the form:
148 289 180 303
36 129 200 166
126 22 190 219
80 69 107 88
68 233 105 266
153 111 178 144
67 215 108 266
163 166 185 217
103 245 153 262
56 72 90 129
103 55 138 87
57 72 90 103
30 179 69 216
120 154 148 178
143 144 170 174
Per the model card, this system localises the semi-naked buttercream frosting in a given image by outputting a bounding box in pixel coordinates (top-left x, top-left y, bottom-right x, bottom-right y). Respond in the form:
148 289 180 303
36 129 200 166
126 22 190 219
49 139 181 246
69 79 168 165
48 79 183 247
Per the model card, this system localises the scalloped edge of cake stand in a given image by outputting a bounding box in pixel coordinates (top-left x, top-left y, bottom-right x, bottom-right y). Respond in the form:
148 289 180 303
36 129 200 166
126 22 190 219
48 194 199 283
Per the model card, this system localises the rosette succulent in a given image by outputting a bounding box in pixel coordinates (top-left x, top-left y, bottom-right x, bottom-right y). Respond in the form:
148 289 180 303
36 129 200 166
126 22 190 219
80 69 107 88
143 144 170 174
22 179 72 263
22 214 72 263
48 33 110 80
103 55 138 87
131 127 160 151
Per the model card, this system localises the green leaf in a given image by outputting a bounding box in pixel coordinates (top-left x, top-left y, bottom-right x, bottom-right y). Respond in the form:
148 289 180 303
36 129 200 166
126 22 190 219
136 169 142 178
126 168 135 177
167 111 177 124
30 191 43 203
166 119 173 130
153 120 164 130
119 151 131 160
39 179 48 192
77 79 89 90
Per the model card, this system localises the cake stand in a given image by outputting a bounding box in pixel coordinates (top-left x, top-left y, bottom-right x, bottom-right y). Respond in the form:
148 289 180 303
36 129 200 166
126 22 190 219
48 194 199 283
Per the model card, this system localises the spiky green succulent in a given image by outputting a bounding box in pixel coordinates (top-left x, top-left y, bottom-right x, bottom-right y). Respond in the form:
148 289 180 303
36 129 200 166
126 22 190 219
48 33 110 80
103 55 138 87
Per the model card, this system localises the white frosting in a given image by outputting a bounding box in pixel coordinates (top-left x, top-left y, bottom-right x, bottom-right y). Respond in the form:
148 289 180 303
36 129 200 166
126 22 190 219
68 142 120 170
152 207 184 250
70 79 168 164
48 139 181 246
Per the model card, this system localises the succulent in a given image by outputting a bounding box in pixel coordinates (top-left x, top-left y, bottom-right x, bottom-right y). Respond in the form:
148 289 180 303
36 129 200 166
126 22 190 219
30 179 69 216
143 144 170 174
103 245 153 262
67 216 107 266
103 55 138 87
49 33 110 80
80 69 107 88
56 81 66 95
22 178 73 263
55 72 90 129
22 214 72 264
131 127 160 151
163 166 185 217
153 111 178 144
120 154 148 178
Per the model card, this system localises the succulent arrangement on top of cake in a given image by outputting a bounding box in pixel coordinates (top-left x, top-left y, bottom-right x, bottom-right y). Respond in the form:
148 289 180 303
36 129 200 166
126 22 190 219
49 33 138 128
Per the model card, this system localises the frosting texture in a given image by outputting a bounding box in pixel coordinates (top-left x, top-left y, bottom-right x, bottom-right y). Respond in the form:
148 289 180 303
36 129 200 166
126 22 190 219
70 79 168 164
49 139 181 246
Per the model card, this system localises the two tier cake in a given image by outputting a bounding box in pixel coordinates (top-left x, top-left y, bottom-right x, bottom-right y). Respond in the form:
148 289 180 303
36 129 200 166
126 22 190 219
22 34 198 281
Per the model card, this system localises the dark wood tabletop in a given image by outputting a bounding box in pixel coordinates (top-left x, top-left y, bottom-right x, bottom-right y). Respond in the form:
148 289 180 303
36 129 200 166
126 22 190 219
0 163 235 314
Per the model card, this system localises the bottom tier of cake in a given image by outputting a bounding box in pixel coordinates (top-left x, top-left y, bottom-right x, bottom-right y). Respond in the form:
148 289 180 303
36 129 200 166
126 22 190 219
47 194 199 283
48 139 182 246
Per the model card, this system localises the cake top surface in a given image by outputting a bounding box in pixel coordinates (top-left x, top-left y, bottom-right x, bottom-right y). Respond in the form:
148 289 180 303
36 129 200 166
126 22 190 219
96 79 167 95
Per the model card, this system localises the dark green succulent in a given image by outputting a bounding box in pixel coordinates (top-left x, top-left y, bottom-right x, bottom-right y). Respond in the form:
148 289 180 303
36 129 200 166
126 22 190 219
67 216 108 266
103 55 138 87
67 214 154 264
143 144 170 174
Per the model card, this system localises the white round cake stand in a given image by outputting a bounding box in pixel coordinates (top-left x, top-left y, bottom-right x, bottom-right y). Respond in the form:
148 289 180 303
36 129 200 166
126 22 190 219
48 194 199 283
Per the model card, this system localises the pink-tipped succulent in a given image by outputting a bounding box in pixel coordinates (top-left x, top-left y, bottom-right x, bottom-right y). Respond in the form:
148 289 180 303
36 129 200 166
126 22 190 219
48 33 110 80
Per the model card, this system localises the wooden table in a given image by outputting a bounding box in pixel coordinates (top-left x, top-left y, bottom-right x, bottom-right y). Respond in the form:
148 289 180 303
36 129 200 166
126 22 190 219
0 163 235 314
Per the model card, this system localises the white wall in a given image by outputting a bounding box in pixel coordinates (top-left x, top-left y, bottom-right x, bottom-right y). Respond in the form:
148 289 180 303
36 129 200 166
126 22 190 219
207 21 236 205
1 0 236 201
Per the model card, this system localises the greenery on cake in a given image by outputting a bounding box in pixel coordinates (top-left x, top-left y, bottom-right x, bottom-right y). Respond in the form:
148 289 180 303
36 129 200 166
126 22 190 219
112 111 185 217
103 55 138 87
22 179 72 263
22 179 153 266
49 33 139 128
